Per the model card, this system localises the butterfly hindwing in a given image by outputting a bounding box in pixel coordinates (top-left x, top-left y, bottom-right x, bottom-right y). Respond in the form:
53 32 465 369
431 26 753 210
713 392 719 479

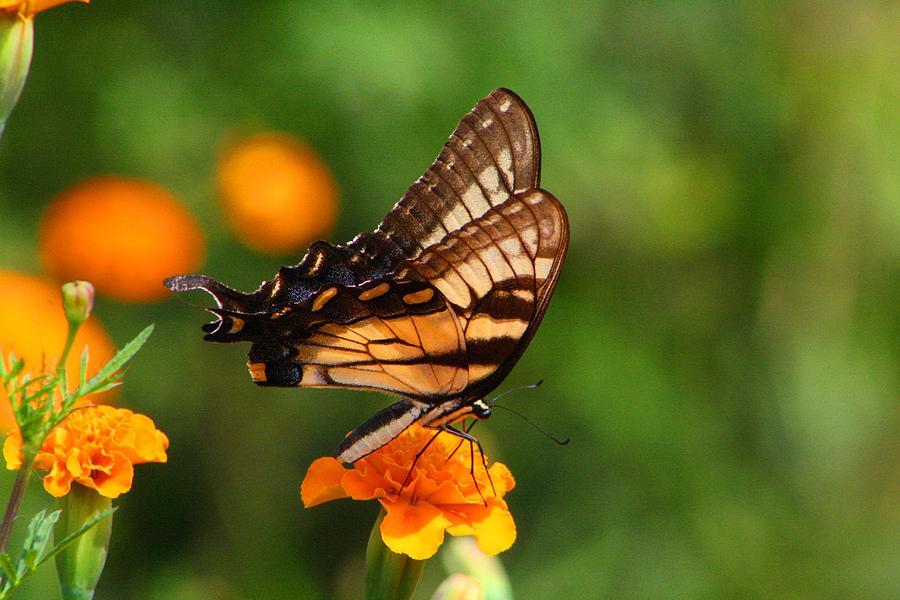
403 189 568 394
289 284 468 400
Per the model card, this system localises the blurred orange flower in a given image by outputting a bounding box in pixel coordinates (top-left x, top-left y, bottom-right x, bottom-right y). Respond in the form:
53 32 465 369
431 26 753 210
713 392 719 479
39 176 205 302
217 132 338 255
0 0 87 17
0 271 114 432
301 424 516 560
4 405 169 498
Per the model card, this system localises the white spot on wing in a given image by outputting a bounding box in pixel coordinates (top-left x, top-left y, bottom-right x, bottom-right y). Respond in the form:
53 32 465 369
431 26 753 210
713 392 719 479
520 227 539 257
462 185 490 214
481 246 515 282
442 202 472 231
535 256 555 281
497 148 512 177
432 272 472 308
479 167 504 202
455 258 491 298
499 237 523 256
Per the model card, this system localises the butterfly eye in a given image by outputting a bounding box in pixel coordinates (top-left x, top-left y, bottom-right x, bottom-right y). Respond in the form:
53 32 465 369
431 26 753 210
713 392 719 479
471 400 492 420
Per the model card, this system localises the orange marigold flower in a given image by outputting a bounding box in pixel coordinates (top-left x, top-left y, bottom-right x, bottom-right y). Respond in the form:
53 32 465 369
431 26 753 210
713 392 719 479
217 132 338 255
0 270 114 433
0 0 87 17
39 176 205 303
301 424 516 560
3 405 168 498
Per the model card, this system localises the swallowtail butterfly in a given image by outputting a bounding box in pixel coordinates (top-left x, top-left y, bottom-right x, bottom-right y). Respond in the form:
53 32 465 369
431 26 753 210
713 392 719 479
166 89 568 464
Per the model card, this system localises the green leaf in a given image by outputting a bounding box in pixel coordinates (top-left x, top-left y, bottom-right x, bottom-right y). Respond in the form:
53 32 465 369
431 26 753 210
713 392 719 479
20 509 60 571
76 324 153 398
0 553 16 583
0 352 24 382
78 347 89 389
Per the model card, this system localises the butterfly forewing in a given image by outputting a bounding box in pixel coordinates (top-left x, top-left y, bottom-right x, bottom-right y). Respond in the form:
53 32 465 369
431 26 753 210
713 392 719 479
350 88 541 270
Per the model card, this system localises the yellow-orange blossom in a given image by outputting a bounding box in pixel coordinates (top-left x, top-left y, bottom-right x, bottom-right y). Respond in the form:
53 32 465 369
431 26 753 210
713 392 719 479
0 0 88 17
301 424 516 560
4 405 168 498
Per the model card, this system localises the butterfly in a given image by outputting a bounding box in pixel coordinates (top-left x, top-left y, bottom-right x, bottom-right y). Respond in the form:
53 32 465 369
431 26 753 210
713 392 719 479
166 88 568 466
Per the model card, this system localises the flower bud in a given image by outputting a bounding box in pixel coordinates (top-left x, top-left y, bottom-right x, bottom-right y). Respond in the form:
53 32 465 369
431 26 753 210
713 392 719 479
441 537 513 600
55 483 113 600
0 12 33 134
431 574 484 600
61 281 95 325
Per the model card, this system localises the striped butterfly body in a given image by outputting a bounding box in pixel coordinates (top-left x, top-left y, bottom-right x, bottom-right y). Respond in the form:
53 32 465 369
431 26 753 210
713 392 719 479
166 88 568 464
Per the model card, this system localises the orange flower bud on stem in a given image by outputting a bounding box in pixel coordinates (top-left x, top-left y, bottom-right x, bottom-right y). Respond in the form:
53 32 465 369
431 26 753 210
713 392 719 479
366 507 425 600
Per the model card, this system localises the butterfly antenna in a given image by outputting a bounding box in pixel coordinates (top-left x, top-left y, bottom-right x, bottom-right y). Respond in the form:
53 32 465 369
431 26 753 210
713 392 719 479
488 379 544 406
491 403 570 446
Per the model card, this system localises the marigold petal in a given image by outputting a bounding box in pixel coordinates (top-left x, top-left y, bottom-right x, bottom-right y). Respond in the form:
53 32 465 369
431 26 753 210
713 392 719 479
42 463 74 497
469 505 517 556
301 457 349 508
379 499 454 560
3 433 22 470
488 462 516 495
425 479 475 505
342 460 394 501
123 421 169 463
83 451 133 498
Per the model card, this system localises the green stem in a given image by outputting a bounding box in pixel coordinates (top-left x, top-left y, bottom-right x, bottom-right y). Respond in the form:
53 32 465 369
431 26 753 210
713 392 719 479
0 453 35 553
54 319 81 402
365 507 425 600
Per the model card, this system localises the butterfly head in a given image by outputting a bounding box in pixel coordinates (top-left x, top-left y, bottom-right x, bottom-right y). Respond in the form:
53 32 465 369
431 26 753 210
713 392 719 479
471 399 492 420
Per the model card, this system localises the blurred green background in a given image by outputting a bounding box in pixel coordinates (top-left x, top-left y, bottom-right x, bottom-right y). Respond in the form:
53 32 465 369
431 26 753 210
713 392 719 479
1 1 897 598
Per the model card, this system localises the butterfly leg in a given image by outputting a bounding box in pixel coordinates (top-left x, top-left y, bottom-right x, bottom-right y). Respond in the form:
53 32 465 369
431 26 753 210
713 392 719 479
433 424 497 504
443 418 479 464
399 429 443 493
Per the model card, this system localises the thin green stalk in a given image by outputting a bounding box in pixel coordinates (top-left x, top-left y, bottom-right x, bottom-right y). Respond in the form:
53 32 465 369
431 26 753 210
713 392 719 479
54 319 82 402
0 454 35 553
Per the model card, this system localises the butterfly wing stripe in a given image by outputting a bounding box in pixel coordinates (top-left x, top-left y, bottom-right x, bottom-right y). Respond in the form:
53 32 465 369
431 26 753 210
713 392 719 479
465 314 529 342
408 193 544 311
